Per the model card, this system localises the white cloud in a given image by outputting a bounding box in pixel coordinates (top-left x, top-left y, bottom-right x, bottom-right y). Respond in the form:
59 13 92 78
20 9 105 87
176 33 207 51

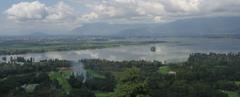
135 1 165 15
72 0 240 23
5 1 75 23
5 0 240 24
199 0 240 13
77 0 199 22
153 16 162 22
162 0 200 12
94 4 119 17
6 1 48 21
3 1 80 34
2 0 240 34
46 2 75 21
81 12 99 21
79 0 165 22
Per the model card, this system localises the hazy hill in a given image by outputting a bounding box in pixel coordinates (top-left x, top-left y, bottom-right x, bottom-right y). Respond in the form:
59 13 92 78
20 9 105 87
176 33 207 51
72 17 240 37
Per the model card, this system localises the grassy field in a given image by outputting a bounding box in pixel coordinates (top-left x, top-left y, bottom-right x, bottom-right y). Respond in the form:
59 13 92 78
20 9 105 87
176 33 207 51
48 70 111 97
95 91 111 97
49 71 72 93
225 91 239 97
86 69 106 79
159 66 171 74
235 81 240 86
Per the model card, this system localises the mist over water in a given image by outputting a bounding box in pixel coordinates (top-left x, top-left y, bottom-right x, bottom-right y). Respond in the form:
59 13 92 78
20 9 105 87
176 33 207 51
71 61 87 83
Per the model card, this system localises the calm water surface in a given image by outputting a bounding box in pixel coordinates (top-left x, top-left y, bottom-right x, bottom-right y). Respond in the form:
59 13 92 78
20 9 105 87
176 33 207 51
1 37 240 63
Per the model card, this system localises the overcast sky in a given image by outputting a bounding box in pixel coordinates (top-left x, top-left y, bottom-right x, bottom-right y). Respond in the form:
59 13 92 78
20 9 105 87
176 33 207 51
0 0 240 35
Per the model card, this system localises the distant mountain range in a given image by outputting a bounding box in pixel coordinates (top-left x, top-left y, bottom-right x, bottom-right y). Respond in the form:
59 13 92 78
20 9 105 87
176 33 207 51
72 16 240 37
28 32 49 36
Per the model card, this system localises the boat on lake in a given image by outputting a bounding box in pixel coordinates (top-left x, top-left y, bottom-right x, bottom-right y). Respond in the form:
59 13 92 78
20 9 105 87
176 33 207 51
151 46 156 52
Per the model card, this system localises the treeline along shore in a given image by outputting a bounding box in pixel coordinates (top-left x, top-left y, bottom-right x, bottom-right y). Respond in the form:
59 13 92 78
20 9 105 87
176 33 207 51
0 52 239 97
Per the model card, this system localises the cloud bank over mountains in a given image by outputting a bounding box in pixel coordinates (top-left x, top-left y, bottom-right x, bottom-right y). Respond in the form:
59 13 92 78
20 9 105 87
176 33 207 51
1 0 240 34
5 0 240 23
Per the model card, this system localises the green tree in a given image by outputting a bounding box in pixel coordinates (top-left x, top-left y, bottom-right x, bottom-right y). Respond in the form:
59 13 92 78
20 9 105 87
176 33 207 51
111 67 150 97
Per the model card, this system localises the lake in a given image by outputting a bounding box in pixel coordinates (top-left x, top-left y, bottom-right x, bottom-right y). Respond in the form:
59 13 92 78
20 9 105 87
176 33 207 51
1 37 240 63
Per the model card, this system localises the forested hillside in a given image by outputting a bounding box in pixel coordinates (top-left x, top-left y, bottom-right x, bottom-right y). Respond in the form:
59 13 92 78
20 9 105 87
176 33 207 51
0 53 239 97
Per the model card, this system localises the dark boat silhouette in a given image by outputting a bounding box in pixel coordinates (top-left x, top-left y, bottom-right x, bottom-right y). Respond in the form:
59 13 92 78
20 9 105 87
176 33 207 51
151 46 156 52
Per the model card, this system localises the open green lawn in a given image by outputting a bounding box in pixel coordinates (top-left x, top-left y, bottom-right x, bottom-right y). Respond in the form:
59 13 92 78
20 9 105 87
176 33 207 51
225 91 239 97
49 71 72 93
87 69 106 79
159 66 171 74
95 91 111 97
235 81 240 86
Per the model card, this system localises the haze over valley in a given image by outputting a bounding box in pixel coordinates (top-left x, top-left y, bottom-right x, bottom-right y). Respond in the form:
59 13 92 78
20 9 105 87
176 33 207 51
0 0 240 97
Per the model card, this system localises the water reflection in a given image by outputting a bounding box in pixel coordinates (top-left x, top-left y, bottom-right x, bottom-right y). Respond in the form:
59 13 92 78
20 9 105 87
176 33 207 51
0 37 239 63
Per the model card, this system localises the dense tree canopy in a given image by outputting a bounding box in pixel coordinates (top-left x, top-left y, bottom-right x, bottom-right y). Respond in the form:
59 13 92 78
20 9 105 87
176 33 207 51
0 53 239 97
111 67 150 97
